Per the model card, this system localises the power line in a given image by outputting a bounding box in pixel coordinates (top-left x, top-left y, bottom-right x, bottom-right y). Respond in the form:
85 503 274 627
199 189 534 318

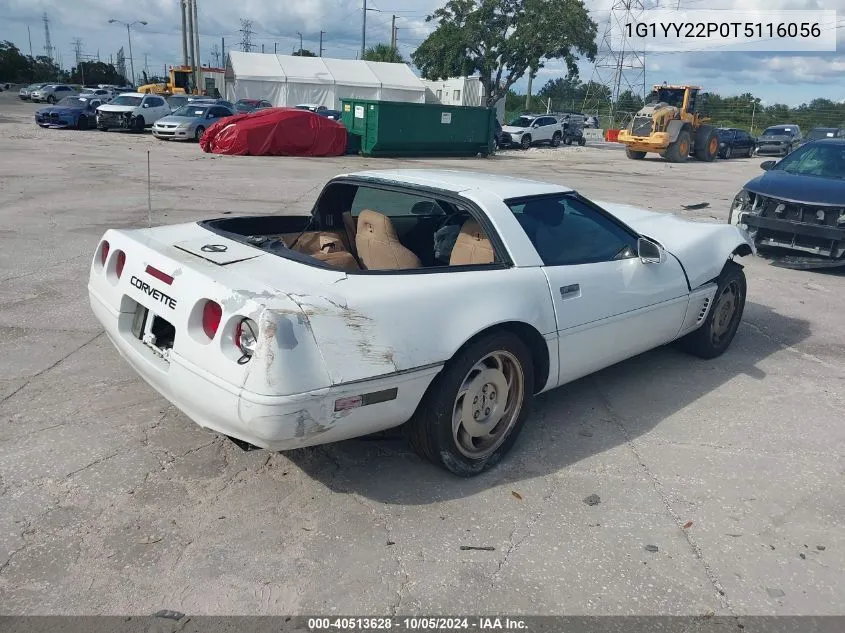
239 18 255 52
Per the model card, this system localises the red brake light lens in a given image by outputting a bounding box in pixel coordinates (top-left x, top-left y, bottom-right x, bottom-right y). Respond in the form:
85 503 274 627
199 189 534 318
202 301 222 339
116 251 126 278
100 241 110 266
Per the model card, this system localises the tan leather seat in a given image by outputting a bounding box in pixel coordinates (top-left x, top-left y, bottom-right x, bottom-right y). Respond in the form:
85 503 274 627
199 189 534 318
449 219 495 265
355 209 421 270
342 212 358 258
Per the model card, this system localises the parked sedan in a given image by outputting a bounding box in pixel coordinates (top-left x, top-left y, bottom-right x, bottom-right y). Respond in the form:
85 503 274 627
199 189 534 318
31 84 78 103
729 139 845 268
717 127 756 158
34 96 103 129
152 103 234 141
19 83 47 100
233 98 273 113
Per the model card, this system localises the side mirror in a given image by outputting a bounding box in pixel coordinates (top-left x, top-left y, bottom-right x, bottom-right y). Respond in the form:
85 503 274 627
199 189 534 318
637 237 665 264
760 160 776 171
532 122 539 128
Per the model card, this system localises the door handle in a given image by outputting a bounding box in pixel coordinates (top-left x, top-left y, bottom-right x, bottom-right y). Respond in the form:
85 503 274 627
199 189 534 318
560 283 580 299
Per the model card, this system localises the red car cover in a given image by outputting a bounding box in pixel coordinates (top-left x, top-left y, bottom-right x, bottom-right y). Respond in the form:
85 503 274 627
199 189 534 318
200 107 347 157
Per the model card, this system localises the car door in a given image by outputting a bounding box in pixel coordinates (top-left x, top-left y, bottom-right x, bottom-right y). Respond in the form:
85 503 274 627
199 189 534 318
510 194 690 385
537 117 556 142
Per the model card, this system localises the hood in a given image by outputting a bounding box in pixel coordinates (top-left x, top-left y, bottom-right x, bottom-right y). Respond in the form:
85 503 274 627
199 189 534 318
596 200 754 289
758 134 793 142
97 104 136 113
502 125 527 134
155 115 197 125
743 169 845 207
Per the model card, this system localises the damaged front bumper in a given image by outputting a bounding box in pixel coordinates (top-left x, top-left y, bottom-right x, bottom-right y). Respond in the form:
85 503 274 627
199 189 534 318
729 190 845 267
96 111 133 129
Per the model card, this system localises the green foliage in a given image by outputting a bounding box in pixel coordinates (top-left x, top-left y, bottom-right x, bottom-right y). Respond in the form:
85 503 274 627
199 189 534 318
363 44 405 64
69 61 127 86
293 49 317 57
411 0 597 106
0 41 64 82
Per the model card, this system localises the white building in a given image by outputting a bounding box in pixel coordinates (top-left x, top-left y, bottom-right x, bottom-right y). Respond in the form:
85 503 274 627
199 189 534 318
423 76 506 122
224 52 426 108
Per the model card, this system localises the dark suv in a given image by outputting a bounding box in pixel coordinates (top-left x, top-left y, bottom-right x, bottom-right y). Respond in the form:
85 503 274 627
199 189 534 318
756 124 802 156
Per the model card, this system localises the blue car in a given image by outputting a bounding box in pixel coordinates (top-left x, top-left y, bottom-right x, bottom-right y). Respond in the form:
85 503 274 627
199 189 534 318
35 96 104 130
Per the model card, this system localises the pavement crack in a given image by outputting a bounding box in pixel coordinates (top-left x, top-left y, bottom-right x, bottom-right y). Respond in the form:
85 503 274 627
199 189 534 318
489 489 552 586
591 376 733 612
64 450 121 480
0 331 104 408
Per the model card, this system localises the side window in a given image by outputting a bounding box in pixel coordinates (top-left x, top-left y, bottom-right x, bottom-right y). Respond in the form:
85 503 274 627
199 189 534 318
350 186 447 218
453 89 461 101
210 107 229 117
509 195 637 266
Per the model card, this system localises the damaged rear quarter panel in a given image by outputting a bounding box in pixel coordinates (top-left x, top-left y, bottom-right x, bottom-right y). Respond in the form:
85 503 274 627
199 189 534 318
288 266 558 386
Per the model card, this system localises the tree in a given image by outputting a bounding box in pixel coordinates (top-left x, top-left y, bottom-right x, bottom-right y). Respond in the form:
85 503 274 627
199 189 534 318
615 90 643 115
411 0 597 106
69 61 126 86
538 74 583 102
0 41 29 81
292 49 316 57
363 43 405 64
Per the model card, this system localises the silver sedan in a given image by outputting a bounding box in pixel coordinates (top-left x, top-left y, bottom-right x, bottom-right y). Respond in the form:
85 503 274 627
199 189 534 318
151 103 234 142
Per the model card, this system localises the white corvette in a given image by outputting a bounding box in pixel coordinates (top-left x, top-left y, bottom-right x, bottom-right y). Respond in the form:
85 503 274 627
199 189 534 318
88 170 754 476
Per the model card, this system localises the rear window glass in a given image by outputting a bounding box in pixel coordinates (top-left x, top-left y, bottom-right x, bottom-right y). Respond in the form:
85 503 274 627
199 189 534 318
350 187 448 217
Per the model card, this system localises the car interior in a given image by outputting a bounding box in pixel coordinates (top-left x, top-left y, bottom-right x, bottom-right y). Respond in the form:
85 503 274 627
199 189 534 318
208 182 502 273
278 184 497 271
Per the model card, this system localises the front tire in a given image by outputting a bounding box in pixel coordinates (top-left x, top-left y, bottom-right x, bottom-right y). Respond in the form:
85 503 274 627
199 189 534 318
520 135 532 150
406 331 534 477
133 116 145 132
194 125 205 142
47 96 55 104
677 261 746 359
626 148 646 160
551 132 561 147
723 146 732 159
77 115 88 130
665 130 691 162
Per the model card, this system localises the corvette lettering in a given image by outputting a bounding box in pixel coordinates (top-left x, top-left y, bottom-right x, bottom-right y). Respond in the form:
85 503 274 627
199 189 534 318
130 275 177 309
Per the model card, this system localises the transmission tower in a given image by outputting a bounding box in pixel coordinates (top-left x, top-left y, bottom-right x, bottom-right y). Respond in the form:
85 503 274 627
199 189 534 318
42 12 54 61
582 0 648 127
239 19 255 52
72 38 84 66
116 47 126 81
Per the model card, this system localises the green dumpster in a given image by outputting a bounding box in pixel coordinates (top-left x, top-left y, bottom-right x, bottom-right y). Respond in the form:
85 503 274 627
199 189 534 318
340 99 495 157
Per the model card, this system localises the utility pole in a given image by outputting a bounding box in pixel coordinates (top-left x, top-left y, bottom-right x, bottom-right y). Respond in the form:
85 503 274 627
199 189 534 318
524 70 533 111
221 37 225 65
144 52 149 77
27 25 33 57
297 31 303 55
361 0 367 59
391 15 396 50
319 31 325 57
274 42 277 54
262 44 264 53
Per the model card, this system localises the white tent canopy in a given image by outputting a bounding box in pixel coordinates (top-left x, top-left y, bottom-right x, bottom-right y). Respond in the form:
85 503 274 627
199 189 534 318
224 52 426 107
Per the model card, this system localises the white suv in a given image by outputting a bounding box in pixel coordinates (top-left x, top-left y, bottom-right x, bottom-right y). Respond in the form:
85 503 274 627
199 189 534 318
95 93 171 132
501 114 563 149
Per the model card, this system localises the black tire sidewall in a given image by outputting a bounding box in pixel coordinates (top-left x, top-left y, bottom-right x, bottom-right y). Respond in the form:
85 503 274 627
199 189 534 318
521 135 531 149
686 263 747 358
195 126 205 141
725 146 731 159
552 132 561 147
413 331 535 477
77 115 88 130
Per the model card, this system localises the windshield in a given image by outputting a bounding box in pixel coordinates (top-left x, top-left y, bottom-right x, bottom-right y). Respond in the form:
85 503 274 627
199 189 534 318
647 88 685 108
509 116 535 128
774 143 845 179
171 105 208 117
808 129 838 140
110 96 142 106
57 97 88 107
762 126 794 137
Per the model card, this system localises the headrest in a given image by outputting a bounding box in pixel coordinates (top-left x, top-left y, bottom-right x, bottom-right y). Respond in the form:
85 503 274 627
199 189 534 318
357 209 399 242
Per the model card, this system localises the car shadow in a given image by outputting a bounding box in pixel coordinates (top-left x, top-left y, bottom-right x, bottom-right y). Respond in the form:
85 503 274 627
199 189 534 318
286 301 809 504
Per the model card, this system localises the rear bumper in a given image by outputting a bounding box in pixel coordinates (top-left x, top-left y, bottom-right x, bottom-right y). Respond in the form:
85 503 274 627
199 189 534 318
89 286 438 451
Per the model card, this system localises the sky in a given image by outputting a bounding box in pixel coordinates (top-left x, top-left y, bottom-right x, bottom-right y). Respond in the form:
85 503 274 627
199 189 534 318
0 0 843 106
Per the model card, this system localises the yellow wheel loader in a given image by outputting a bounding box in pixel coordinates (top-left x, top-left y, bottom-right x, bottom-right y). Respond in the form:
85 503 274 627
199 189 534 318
617 84 719 163
136 66 198 97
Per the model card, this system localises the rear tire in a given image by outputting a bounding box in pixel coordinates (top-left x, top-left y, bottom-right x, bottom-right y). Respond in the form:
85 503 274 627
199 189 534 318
665 130 691 162
677 261 746 359
577 136 586 146
695 128 719 162
406 331 534 477
626 148 646 160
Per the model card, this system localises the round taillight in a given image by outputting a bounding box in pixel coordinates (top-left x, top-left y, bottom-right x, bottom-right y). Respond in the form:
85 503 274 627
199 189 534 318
202 301 222 339
116 251 126 278
100 240 110 266
235 318 259 358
